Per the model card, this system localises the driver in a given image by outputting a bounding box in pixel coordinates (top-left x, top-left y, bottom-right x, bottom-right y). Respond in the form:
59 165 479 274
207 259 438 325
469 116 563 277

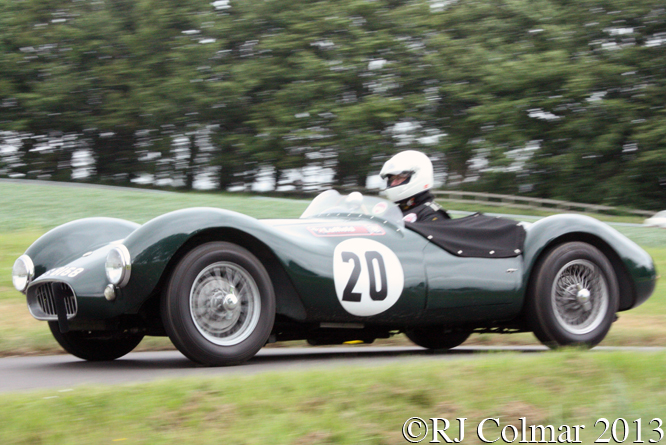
380 150 450 223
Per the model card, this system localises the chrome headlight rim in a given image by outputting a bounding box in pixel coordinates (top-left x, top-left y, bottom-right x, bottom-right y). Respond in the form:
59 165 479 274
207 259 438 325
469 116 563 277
105 245 132 288
12 254 35 293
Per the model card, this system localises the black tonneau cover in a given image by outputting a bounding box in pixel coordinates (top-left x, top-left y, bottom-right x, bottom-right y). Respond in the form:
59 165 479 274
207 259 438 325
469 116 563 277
406 213 526 258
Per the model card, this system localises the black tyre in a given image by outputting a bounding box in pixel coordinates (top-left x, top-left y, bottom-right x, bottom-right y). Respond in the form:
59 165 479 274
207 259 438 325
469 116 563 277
405 328 471 350
527 242 619 348
161 242 275 366
48 322 144 361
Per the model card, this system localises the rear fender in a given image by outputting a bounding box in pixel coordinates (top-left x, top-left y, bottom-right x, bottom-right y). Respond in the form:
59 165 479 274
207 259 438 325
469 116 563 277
522 214 656 311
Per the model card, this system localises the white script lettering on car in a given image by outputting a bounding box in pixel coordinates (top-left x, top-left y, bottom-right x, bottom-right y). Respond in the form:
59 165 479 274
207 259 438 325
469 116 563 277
45 267 85 278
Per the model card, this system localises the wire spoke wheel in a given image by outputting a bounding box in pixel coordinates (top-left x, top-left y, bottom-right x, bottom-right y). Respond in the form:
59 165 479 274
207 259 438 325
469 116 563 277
552 259 608 335
162 242 275 366
528 242 618 348
190 262 261 346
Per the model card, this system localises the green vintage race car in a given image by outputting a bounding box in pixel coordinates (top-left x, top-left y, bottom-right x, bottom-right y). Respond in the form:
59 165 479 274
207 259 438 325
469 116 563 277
12 190 657 366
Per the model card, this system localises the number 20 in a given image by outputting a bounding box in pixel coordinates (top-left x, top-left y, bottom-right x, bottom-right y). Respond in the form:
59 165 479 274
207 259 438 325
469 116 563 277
341 251 388 302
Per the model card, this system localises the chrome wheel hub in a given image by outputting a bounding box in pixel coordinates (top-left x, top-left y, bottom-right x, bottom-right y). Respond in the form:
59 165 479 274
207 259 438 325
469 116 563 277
222 293 239 311
552 259 608 335
190 262 261 346
576 288 591 310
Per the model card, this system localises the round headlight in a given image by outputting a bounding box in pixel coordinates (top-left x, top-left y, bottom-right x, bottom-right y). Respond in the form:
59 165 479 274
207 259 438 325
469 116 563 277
105 245 131 287
12 255 35 292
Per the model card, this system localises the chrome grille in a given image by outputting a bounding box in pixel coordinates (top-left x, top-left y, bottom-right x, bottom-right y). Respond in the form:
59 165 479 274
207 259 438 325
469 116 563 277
28 283 78 320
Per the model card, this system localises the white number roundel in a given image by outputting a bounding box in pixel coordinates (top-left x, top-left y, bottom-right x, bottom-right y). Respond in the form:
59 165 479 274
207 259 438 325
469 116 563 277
333 238 405 316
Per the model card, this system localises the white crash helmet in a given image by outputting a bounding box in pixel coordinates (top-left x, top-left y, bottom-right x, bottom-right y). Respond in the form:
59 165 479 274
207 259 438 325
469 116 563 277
380 150 434 203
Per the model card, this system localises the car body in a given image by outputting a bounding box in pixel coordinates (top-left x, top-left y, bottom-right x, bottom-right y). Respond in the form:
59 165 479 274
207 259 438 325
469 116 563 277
645 211 666 228
13 190 658 365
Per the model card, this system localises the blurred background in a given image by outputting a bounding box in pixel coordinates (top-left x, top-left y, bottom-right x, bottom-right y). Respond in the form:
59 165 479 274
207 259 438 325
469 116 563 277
1 4 665 441
1 0 665 208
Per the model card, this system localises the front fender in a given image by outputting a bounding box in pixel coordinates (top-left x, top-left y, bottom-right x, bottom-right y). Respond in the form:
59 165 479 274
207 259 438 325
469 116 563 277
120 207 289 307
25 217 140 279
523 214 656 310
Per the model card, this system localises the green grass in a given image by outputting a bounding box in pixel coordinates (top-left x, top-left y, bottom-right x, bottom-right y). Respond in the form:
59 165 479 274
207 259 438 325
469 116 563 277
0 181 652 232
611 227 666 249
0 181 664 356
0 182 309 232
1 351 665 444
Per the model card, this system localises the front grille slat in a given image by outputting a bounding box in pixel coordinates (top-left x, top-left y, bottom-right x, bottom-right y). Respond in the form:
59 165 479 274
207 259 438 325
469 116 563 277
37 285 54 315
65 295 76 314
29 283 78 320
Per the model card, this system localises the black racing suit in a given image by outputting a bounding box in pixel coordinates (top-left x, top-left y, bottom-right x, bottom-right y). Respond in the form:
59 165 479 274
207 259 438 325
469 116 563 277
397 191 450 223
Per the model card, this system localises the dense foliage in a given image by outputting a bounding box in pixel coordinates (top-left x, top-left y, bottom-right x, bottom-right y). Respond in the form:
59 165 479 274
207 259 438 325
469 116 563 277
1 0 664 208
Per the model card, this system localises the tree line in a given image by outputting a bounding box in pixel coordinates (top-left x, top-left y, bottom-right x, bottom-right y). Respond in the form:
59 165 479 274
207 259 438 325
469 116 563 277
1 0 664 209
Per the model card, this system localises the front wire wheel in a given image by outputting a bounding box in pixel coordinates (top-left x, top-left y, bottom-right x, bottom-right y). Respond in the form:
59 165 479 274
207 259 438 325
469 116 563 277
189 262 261 347
162 242 275 366
528 242 619 348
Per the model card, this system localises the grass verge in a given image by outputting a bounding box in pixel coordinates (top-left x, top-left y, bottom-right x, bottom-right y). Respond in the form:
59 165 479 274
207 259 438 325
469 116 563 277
0 181 309 232
1 350 665 444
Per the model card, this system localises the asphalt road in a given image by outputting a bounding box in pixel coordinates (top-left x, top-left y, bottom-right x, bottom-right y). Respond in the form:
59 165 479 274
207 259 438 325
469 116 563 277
2 346 664 393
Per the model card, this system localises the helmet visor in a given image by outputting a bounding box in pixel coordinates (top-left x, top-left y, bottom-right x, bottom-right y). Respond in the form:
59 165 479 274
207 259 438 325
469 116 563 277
386 172 412 188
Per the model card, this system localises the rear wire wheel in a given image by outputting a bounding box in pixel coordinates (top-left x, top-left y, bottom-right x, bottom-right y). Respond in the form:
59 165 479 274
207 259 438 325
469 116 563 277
161 242 275 366
528 242 619 348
